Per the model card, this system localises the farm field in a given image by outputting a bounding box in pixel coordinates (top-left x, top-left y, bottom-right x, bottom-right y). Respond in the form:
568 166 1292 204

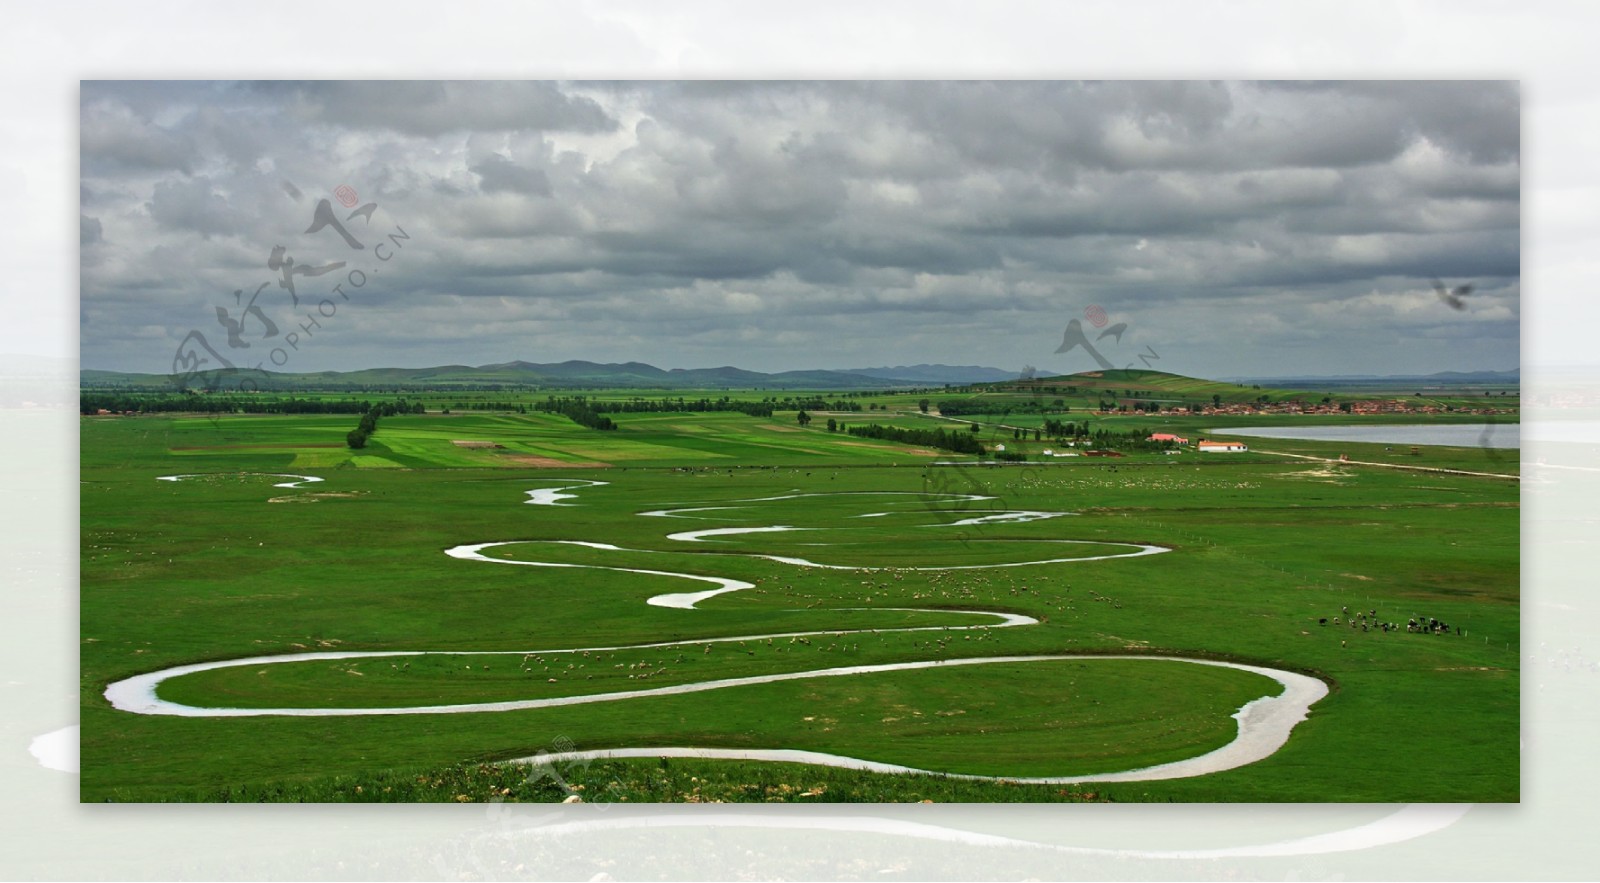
80 397 1519 803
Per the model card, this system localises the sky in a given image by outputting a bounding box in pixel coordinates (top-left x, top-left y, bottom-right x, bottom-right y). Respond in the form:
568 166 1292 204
79 80 1520 379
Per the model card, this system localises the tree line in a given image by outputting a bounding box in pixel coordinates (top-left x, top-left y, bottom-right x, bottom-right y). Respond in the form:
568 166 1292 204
80 392 420 416
342 399 425 449
533 396 619 431
581 397 774 417
781 397 863 412
933 398 1069 417
844 423 985 455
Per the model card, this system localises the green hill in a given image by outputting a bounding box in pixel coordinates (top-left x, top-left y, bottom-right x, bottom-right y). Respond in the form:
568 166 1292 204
1030 369 1312 402
941 369 1312 405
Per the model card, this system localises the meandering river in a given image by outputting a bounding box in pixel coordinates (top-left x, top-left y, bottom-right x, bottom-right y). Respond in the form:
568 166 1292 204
108 475 1328 784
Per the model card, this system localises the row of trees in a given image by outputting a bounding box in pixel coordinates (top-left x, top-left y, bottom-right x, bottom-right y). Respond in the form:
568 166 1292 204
80 392 428 416
782 397 863 412
797 410 861 432
533 396 618 430
1042 418 1109 437
442 396 776 417
933 398 1070 417
82 392 235 415
444 400 528 413
345 409 381 449
1097 399 1174 413
586 397 773 417
844 423 985 455
343 399 427 449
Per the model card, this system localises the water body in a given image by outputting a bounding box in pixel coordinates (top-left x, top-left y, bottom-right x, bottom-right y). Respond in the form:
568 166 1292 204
110 476 1324 783
1210 424 1520 449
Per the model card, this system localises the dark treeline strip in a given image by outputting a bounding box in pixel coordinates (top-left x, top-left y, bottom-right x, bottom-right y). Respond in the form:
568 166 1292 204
1039 419 1104 437
935 398 1070 417
534 396 618 431
82 393 237 415
1098 399 1178 413
782 398 863 412
436 397 860 417
529 395 782 425
81 392 424 416
846 423 985 455
346 410 379 449
446 401 528 413
83 376 544 393
940 396 1200 416
588 397 775 417
345 399 424 449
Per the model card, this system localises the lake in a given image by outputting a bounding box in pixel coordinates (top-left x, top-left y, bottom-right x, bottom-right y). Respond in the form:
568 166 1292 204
1209 423 1521 449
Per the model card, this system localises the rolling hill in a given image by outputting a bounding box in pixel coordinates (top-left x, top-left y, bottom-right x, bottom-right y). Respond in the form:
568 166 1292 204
82 360 945 391
977 368 1313 403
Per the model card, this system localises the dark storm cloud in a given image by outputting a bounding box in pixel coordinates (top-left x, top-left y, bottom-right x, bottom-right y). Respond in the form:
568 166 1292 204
78 80 1519 377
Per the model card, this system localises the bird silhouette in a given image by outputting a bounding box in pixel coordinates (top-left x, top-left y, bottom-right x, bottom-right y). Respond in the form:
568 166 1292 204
1432 279 1474 311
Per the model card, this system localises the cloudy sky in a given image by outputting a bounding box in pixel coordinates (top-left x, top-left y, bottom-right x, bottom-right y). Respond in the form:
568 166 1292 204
80 80 1519 379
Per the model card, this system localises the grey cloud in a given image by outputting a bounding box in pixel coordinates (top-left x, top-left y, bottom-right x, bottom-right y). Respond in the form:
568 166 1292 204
80 80 1519 377
1305 80 1521 164
144 177 239 237
275 81 618 136
469 153 553 196
80 99 195 175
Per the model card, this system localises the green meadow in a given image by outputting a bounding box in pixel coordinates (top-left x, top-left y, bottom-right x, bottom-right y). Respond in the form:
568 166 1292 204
80 394 1519 803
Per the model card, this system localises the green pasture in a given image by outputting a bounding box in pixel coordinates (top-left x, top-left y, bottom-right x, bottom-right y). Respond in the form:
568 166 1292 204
80 405 1519 803
147 409 941 471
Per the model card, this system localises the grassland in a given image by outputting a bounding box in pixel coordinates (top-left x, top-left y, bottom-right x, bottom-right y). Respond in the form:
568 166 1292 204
80 382 1519 803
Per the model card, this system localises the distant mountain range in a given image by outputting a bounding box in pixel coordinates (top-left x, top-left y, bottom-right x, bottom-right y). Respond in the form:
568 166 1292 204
843 365 1058 385
81 360 1040 391
79 359 1520 392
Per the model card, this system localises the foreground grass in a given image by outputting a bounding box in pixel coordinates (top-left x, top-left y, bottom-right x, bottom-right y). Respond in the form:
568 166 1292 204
150 758 1120 804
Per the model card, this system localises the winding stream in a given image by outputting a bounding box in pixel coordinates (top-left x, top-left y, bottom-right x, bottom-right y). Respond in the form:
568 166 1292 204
105 475 1327 784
